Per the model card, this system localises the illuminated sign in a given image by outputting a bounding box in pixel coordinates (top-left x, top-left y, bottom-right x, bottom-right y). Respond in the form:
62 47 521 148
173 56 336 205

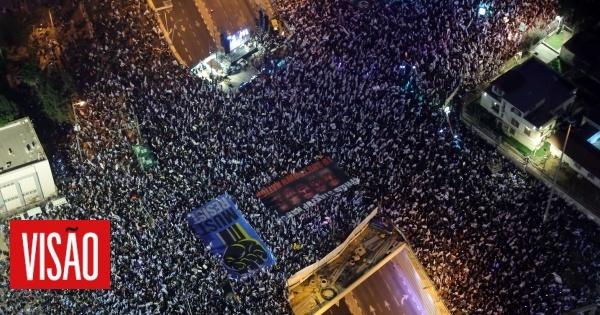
227 28 250 51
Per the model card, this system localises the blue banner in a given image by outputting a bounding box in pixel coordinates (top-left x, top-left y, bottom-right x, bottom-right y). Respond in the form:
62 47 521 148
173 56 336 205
187 195 275 278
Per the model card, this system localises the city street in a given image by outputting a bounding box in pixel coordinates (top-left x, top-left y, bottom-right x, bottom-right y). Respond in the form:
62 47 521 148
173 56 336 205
326 259 425 315
204 0 256 35
154 0 213 66
152 0 257 66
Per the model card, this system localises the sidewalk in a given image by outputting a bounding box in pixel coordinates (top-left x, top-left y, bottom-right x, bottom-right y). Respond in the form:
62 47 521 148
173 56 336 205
462 104 600 225
458 27 600 223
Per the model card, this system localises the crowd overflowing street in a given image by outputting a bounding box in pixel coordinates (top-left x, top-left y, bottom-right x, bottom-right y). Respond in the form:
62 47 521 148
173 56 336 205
1 0 599 314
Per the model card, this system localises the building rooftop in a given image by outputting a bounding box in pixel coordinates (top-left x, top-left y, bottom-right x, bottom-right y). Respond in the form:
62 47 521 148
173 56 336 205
0 117 46 173
563 28 600 69
549 125 600 179
585 105 600 127
487 57 577 127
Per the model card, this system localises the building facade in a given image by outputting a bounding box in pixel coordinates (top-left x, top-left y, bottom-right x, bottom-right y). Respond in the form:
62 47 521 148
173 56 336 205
0 117 56 215
549 106 600 189
480 57 577 150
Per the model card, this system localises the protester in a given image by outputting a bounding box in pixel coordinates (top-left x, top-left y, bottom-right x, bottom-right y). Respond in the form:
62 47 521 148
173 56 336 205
1 0 599 314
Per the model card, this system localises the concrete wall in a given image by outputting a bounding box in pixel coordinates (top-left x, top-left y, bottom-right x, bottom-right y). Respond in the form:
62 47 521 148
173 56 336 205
559 47 575 65
0 160 57 214
549 145 600 189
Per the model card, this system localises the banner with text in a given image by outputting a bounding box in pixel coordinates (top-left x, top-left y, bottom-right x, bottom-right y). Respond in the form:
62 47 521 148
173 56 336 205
256 157 358 216
187 195 275 279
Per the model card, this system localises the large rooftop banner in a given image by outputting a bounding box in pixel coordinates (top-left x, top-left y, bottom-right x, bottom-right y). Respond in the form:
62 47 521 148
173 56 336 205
256 157 359 217
187 195 275 279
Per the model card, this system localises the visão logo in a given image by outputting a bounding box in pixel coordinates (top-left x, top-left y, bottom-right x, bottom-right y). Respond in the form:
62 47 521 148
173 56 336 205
10 220 110 289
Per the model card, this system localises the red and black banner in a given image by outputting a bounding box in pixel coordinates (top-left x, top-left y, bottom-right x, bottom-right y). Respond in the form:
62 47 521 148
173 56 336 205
256 157 357 216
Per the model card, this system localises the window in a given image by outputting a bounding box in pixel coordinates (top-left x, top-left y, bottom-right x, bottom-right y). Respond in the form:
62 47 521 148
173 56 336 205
511 118 520 128
509 128 516 135
491 103 500 114
511 107 522 117
524 127 531 137
574 162 581 170
588 173 596 180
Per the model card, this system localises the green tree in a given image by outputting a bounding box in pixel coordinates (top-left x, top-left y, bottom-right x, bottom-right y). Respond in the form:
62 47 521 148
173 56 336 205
0 94 18 127
520 29 547 51
19 59 75 123
20 60 43 86
36 74 70 123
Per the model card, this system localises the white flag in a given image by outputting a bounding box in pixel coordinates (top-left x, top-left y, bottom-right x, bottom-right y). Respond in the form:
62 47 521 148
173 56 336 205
551 272 563 284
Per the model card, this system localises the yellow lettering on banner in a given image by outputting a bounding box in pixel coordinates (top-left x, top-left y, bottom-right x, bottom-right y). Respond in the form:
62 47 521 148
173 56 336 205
256 181 283 198
256 158 335 198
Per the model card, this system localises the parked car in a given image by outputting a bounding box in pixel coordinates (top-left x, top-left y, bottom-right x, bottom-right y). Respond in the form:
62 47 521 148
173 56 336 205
228 59 250 75
239 75 258 92
47 197 69 214
228 63 243 75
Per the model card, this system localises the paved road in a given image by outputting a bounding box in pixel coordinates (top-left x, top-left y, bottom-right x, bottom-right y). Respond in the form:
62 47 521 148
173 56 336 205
323 299 352 315
204 0 256 35
155 0 213 66
328 259 426 315
153 0 256 66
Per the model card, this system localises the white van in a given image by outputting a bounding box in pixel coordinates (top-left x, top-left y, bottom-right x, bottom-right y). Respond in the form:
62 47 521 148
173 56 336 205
49 197 69 213
25 207 43 219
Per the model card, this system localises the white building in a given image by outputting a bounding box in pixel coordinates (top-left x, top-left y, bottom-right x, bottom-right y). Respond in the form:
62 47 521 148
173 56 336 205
480 57 577 150
0 117 56 215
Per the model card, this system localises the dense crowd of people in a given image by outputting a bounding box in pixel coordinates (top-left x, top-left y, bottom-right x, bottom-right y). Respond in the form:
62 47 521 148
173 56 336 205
1 0 600 314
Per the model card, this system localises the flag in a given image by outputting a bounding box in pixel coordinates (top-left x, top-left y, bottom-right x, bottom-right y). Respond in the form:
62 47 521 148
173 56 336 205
551 272 563 284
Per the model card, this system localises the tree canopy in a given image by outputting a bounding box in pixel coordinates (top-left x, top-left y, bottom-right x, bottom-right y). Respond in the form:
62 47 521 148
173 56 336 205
36 71 73 123
0 93 18 127
19 61 74 123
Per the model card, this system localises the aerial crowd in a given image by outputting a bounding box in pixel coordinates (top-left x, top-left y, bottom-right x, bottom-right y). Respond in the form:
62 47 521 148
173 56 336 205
1 0 599 314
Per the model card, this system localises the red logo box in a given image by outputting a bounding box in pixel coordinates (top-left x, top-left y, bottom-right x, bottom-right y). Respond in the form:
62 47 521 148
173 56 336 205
10 220 110 289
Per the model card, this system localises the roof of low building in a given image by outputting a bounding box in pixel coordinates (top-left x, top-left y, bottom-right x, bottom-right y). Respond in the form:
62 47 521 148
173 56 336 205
0 117 46 173
487 57 577 127
562 28 600 68
585 105 600 127
549 125 600 179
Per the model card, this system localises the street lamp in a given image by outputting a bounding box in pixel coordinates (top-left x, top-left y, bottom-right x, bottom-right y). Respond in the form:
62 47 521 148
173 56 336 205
72 101 86 160
543 116 576 223
210 9 216 53
443 105 455 137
